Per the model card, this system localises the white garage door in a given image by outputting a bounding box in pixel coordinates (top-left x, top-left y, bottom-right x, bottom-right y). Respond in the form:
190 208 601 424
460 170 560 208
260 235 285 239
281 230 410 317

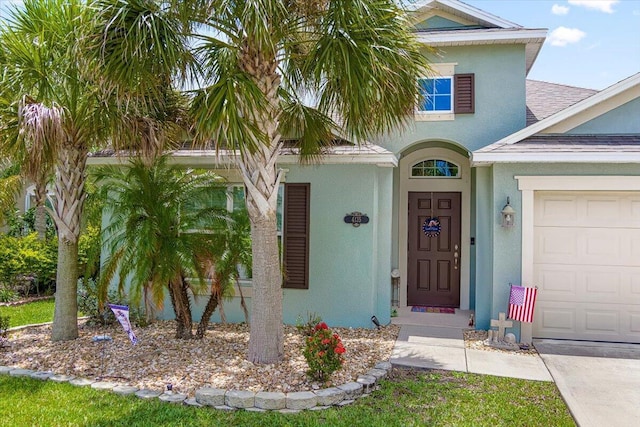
533 191 640 343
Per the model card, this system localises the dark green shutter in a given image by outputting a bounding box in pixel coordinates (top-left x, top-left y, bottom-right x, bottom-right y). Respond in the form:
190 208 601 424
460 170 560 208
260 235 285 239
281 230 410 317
283 183 310 289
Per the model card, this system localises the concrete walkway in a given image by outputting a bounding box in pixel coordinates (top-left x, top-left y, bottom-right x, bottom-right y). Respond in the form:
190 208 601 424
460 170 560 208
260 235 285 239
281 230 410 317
534 339 640 427
390 325 553 382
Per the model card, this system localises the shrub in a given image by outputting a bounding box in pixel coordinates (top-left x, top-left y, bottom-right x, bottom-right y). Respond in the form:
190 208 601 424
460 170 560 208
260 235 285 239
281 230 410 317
0 314 9 347
0 286 18 303
0 233 57 296
77 279 148 327
303 322 346 382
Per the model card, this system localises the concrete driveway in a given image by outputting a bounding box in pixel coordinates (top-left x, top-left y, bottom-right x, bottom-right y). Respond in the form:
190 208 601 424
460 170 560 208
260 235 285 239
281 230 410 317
534 339 640 427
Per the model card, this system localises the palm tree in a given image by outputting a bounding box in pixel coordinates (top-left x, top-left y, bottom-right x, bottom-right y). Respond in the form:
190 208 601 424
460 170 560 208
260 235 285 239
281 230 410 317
0 97 56 240
95 155 230 339
0 160 22 227
0 0 192 341
196 209 252 338
95 0 427 362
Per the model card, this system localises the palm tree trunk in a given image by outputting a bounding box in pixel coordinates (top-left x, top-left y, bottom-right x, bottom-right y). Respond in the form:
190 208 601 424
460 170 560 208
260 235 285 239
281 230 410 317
51 143 87 341
196 283 220 339
240 41 285 364
33 183 47 240
247 214 283 363
168 274 193 339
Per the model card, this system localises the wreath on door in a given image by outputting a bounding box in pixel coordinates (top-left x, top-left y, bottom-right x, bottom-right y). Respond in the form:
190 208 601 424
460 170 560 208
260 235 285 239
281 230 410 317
422 217 441 237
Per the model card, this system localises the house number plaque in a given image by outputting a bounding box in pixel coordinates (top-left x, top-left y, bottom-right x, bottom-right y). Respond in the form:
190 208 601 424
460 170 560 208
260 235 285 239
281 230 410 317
344 212 369 227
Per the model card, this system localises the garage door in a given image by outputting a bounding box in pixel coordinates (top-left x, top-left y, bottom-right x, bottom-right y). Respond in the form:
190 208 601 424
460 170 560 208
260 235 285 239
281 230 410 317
533 191 640 343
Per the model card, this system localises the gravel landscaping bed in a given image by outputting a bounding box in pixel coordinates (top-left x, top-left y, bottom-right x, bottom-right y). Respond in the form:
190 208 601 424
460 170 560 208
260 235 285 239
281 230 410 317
0 321 399 396
463 329 539 356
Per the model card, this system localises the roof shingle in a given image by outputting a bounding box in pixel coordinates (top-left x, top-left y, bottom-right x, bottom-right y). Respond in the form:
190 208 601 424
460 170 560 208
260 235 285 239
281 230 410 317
526 80 598 126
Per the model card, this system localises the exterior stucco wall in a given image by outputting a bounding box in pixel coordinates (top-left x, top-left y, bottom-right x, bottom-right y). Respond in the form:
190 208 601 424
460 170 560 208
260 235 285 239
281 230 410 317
376 44 527 154
567 97 640 134
149 163 393 329
283 164 393 328
482 162 640 338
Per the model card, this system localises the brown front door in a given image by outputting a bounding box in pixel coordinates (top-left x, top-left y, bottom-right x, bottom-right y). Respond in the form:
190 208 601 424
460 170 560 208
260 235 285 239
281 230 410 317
407 192 461 307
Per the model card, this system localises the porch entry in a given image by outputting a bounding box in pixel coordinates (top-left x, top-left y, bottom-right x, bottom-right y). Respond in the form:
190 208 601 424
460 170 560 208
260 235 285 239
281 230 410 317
407 191 461 307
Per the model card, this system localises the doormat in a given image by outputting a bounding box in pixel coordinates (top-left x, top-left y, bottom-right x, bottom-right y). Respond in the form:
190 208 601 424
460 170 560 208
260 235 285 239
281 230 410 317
411 306 456 314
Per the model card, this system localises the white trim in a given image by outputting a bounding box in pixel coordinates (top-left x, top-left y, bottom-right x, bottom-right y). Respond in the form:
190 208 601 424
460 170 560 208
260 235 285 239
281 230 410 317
87 150 398 168
429 62 458 77
415 113 455 122
398 147 471 311
516 175 640 191
515 175 640 343
472 152 640 165
474 73 640 161
416 28 547 46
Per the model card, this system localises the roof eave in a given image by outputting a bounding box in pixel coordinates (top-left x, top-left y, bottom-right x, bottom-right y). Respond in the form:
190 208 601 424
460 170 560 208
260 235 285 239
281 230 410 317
87 150 399 168
416 28 546 73
472 151 640 166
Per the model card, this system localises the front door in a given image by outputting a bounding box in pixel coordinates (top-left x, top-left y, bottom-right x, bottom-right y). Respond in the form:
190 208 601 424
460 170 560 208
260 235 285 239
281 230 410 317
407 192 461 307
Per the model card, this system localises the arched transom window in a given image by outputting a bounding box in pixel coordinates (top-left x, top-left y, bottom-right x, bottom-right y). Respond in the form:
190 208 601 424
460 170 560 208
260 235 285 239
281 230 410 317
411 159 459 178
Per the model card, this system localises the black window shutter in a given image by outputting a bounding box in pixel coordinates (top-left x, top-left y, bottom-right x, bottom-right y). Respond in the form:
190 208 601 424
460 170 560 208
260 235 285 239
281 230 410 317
454 73 475 114
283 183 310 289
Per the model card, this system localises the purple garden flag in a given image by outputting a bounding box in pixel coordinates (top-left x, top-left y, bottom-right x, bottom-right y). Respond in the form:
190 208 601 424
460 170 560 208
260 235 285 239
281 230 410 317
508 285 538 323
108 304 138 345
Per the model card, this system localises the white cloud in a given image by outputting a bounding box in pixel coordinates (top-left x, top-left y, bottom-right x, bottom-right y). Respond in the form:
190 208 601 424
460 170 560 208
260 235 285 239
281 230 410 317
547 26 587 46
568 0 619 14
552 4 570 15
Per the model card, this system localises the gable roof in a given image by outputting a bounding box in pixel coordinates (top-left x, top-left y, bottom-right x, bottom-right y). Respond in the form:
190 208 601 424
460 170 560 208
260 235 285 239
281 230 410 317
409 0 546 74
526 80 598 126
408 0 521 29
473 73 640 165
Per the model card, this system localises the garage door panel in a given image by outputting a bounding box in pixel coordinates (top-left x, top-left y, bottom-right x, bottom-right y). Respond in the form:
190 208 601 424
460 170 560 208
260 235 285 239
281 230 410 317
536 267 576 295
534 191 640 344
536 228 640 266
537 265 639 304
536 192 640 228
631 312 640 334
534 302 640 343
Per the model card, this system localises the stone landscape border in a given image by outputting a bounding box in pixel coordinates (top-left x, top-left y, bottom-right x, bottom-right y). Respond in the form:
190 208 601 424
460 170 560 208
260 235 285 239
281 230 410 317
0 361 393 412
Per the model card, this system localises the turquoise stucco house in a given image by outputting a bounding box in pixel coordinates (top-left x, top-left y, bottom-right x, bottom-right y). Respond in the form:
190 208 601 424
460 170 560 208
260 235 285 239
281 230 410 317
92 0 640 344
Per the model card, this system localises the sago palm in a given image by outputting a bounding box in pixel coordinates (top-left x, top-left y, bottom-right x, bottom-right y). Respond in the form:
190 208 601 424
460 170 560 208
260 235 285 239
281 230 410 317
95 0 427 362
95 155 230 339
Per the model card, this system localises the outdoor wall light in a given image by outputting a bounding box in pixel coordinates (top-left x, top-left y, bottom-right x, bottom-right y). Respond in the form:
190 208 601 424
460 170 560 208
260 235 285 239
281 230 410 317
501 197 516 228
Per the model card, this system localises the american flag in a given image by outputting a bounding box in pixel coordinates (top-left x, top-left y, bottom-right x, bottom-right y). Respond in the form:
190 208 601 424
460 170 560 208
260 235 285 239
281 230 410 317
508 285 538 323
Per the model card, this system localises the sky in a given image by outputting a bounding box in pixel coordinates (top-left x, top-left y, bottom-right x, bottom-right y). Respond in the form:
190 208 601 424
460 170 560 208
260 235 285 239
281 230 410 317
459 0 640 90
1 0 639 90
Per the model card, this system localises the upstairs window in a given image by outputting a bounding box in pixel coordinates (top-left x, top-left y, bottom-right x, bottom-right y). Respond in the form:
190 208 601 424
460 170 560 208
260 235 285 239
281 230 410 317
416 73 475 118
411 159 459 178
418 77 453 113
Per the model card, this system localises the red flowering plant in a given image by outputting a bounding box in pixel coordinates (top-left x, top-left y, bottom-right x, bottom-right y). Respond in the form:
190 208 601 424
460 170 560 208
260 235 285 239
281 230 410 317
302 321 346 382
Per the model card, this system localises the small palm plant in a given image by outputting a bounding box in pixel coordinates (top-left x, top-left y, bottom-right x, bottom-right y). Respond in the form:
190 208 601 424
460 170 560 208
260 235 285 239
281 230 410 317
95 155 230 339
196 209 252 338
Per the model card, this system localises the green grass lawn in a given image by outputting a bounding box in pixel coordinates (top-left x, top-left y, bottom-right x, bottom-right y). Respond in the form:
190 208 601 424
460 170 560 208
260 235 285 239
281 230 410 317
0 369 575 427
0 298 56 328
